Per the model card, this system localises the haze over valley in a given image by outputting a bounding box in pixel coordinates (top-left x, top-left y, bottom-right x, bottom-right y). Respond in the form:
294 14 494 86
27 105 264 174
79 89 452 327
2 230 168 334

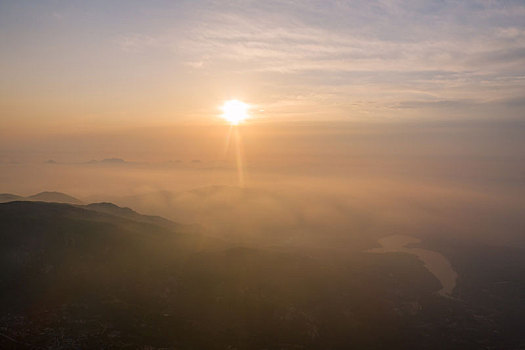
1 0 525 348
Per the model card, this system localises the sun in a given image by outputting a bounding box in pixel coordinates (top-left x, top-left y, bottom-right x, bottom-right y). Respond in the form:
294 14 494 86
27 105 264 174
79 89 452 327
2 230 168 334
220 100 250 125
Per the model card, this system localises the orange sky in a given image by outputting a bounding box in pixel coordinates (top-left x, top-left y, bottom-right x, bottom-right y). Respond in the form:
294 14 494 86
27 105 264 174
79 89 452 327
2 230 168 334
1 0 524 132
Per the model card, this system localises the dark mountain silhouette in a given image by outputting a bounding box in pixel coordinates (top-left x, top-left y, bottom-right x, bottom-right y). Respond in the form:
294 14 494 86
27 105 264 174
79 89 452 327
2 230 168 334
0 193 24 203
0 191 82 204
84 202 182 230
27 191 82 204
0 200 523 349
0 200 433 348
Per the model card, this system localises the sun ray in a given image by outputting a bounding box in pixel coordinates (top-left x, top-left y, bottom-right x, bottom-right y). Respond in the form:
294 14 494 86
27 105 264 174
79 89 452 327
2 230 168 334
234 126 245 187
218 99 250 187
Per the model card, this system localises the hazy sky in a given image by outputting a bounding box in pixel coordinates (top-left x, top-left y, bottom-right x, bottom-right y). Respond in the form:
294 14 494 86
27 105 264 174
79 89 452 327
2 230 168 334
1 0 524 130
1 2 525 250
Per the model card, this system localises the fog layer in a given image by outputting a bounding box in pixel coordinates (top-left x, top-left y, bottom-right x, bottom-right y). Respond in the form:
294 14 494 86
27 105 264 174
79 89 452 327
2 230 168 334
2 120 524 251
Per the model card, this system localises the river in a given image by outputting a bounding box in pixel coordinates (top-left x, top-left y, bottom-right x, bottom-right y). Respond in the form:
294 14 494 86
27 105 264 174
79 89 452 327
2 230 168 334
367 235 458 296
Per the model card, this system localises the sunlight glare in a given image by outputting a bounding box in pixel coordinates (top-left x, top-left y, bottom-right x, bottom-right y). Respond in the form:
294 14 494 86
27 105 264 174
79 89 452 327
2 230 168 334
220 100 250 125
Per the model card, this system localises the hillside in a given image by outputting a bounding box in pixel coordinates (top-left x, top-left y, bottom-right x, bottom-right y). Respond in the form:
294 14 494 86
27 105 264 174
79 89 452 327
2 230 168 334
0 191 82 204
27 191 82 204
84 202 182 230
0 193 24 202
0 201 523 349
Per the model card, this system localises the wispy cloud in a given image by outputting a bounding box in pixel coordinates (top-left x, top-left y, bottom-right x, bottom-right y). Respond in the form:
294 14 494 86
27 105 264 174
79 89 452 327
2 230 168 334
2 0 524 121
112 0 519 118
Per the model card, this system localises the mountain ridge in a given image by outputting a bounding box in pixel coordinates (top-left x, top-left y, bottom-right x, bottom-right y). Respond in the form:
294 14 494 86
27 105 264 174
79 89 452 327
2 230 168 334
0 191 82 204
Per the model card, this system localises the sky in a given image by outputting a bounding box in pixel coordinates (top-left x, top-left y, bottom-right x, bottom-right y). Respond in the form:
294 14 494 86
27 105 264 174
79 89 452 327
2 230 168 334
1 1 525 249
1 0 524 131
1 0 525 186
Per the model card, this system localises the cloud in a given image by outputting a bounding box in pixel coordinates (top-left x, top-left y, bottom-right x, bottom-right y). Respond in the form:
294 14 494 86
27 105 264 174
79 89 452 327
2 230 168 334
131 0 519 118
2 0 524 121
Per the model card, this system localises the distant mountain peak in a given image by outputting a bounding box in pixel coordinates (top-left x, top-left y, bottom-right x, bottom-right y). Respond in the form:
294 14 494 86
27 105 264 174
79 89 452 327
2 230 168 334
27 191 82 205
86 202 136 215
84 202 180 230
87 202 120 209
0 193 25 203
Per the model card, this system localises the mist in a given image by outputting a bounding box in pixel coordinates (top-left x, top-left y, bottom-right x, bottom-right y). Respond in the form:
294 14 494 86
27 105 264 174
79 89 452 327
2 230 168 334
2 0 525 347
2 119 524 252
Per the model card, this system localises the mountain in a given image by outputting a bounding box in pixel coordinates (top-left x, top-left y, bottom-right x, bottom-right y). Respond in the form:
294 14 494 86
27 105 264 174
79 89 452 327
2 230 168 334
0 200 434 349
27 191 82 204
0 193 24 203
84 202 182 230
0 191 82 205
0 200 523 349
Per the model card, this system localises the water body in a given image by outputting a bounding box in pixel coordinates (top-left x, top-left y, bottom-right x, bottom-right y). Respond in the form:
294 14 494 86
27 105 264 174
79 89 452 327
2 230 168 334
367 235 458 296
